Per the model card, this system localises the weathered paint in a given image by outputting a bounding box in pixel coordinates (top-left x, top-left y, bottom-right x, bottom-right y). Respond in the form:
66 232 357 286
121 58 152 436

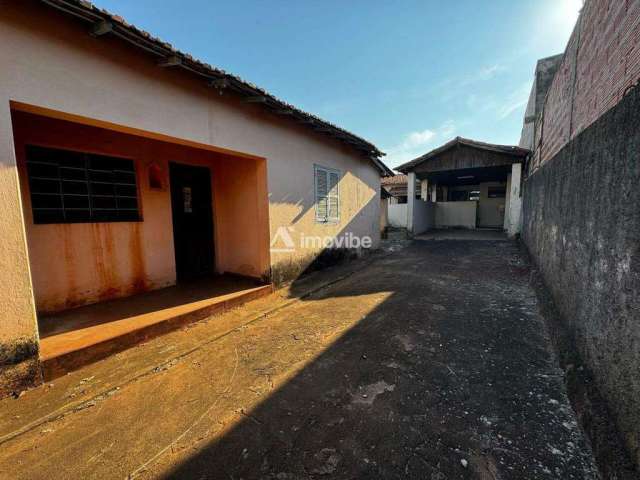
0 1 381 392
11 110 269 314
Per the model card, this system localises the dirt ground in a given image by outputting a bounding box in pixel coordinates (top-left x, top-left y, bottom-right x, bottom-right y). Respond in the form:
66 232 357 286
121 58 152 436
0 238 600 479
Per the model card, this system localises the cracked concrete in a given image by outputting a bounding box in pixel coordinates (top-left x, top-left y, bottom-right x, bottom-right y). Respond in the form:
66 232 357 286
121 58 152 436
0 239 599 479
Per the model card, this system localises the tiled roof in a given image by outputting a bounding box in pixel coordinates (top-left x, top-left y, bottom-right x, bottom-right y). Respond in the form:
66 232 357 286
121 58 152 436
37 0 393 175
381 174 408 185
397 137 530 173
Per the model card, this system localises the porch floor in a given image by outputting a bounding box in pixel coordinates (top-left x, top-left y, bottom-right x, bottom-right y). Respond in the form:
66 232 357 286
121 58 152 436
38 276 272 380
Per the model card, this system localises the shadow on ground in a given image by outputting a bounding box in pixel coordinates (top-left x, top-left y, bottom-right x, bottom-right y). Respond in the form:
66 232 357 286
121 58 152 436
163 240 598 479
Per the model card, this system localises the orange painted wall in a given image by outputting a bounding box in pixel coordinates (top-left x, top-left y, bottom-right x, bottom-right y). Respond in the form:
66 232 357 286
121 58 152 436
11 111 269 314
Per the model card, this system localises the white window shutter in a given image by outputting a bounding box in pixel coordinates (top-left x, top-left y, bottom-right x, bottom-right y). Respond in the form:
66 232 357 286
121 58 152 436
315 166 328 222
327 171 340 221
315 165 340 223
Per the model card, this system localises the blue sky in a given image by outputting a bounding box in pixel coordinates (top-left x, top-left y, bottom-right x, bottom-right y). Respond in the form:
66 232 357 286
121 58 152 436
92 0 582 169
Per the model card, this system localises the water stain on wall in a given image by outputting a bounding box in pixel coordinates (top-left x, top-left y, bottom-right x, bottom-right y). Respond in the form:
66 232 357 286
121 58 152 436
128 222 147 294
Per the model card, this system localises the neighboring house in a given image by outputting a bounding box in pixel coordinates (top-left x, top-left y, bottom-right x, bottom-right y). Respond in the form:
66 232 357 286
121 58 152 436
396 137 529 235
382 174 422 229
0 1 391 394
381 174 409 203
519 54 563 151
519 0 640 465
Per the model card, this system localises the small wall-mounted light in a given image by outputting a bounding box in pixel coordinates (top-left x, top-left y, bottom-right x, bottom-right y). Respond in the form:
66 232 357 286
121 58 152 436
148 162 165 190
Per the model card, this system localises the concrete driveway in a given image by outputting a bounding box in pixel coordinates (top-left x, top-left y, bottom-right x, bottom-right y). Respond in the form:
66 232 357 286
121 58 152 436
0 239 598 479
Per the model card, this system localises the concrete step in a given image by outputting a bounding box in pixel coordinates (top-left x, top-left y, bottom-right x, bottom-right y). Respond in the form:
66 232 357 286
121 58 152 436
39 280 273 381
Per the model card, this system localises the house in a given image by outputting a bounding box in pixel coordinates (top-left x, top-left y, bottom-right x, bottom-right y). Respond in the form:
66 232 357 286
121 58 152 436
518 54 563 151
0 0 391 395
381 174 414 228
381 174 410 203
396 137 529 236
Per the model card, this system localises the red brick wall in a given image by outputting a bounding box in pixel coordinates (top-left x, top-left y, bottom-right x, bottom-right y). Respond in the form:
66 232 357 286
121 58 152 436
534 0 640 169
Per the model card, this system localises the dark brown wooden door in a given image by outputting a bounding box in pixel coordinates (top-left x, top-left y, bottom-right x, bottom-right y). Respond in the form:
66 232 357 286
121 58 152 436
169 163 214 281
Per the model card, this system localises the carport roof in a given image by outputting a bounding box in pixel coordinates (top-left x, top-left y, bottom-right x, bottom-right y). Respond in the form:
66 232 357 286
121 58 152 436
396 137 530 173
35 0 393 176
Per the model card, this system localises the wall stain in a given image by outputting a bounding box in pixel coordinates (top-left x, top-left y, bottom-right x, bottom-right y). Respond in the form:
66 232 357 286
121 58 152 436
92 223 120 302
62 224 79 311
128 222 147 294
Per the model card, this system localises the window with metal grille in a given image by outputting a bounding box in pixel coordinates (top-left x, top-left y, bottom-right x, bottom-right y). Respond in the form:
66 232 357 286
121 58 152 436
314 165 340 223
26 145 140 224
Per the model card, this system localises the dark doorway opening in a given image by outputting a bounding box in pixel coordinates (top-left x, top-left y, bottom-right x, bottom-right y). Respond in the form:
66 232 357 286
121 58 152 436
169 162 215 282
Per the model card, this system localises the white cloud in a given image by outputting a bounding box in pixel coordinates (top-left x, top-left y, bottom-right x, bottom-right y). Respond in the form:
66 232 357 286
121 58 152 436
464 81 532 121
460 64 508 86
424 62 510 106
497 82 532 119
439 120 456 138
384 121 456 169
402 129 436 149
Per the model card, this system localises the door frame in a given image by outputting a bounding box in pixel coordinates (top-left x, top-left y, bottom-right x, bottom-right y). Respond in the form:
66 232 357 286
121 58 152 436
168 161 215 282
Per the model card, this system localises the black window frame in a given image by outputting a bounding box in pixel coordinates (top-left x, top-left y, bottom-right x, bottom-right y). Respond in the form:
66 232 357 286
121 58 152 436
25 145 142 224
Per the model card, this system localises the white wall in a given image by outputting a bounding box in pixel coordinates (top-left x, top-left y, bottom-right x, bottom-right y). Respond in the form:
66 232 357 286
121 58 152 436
505 163 523 237
435 202 477 229
477 182 506 228
388 204 408 228
412 200 435 235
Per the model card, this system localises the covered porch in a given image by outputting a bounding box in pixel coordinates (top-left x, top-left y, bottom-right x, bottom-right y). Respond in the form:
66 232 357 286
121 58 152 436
10 103 272 377
397 137 529 237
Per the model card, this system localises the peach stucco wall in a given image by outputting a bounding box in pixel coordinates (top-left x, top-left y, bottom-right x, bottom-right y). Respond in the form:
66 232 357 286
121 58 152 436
11 111 269 313
0 2 381 345
0 98 38 354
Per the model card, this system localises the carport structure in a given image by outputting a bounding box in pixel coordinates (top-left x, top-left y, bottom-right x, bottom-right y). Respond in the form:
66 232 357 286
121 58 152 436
397 137 529 237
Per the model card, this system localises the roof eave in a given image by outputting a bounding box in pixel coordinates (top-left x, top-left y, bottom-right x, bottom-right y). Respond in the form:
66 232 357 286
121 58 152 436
38 0 390 174
396 137 530 173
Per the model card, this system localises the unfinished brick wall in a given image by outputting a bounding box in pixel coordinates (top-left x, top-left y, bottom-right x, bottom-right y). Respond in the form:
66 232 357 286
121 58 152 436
522 0 640 467
533 0 640 170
